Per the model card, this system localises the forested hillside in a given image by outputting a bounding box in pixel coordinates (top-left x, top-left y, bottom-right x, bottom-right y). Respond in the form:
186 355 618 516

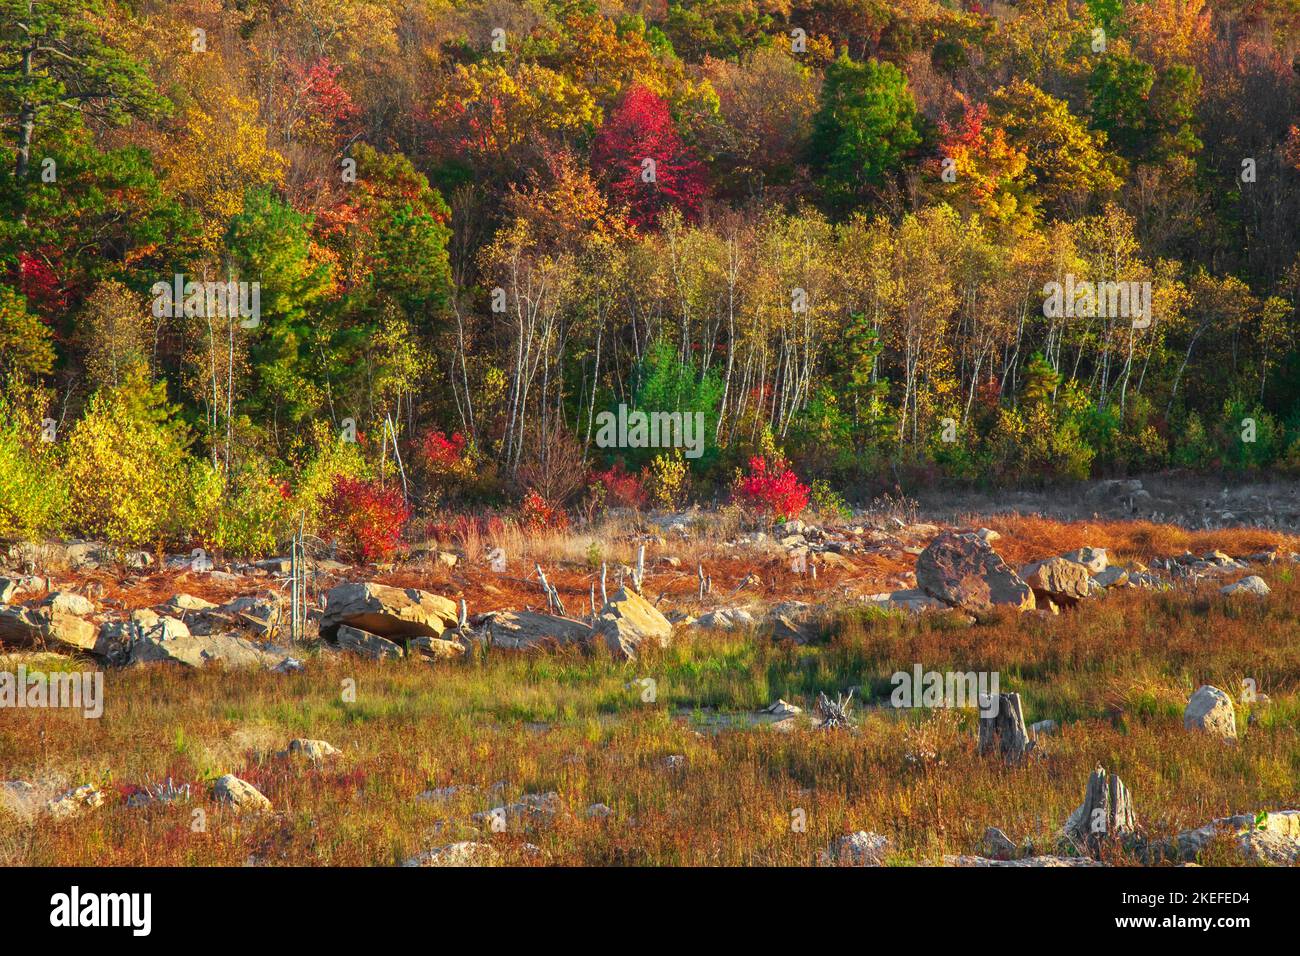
2 0 1299 554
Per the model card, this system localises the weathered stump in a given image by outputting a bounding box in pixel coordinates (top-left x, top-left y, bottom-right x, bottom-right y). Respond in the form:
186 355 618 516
977 692 1034 762
1065 764 1138 858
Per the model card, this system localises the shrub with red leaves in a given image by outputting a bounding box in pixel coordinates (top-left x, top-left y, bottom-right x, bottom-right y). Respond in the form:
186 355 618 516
321 475 410 561
520 489 568 532
733 456 810 521
592 461 647 509
421 429 467 470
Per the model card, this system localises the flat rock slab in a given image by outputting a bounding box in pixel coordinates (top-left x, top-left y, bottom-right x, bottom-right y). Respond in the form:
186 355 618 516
321 582 457 641
129 632 289 669
485 611 592 651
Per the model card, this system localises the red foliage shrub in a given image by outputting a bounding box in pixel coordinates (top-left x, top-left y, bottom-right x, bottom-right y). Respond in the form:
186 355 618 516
420 429 467 470
733 456 810 521
520 489 569 532
592 461 647 509
321 475 410 561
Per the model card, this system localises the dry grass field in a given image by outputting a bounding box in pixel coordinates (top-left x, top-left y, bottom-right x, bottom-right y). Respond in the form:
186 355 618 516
2 512 1297 867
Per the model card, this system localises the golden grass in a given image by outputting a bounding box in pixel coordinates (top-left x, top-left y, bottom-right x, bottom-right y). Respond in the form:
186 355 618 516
2 565 1298 866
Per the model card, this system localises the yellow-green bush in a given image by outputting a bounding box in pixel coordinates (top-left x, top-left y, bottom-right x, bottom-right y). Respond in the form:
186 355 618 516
61 373 191 547
0 388 67 540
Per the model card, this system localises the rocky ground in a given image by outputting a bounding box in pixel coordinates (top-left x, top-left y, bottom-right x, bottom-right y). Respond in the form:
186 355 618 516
2 475 1298 866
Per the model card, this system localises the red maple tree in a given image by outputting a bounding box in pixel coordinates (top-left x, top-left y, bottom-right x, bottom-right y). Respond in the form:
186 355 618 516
590 85 706 230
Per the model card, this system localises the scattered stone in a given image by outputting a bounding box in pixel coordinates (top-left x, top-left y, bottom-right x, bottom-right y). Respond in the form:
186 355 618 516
763 601 819 644
977 827 1018 859
402 842 499 867
280 739 341 762
1221 576 1270 597
863 589 944 613
819 831 891 866
45 784 105 818
1151 810 1300 866
944 854 1103 867
1030 719 1059 737
1184 685 1237 741
764 699 802 718
213 775 272 812
472 791 561 831
585 802 613 820
916 532 1035 614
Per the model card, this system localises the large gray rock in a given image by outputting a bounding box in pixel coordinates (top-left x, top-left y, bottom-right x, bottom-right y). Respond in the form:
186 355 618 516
335 624 403 661
1184 685 1237 740
695 607 755 630
1221 576 1270 597
0 606 97 653
818 831 891 866
916 532 1035 614
485 611 592 651
1021 557 1091 604
320 582 457 641
1153 810 1300 865
41 592 95 617
213 775 271 812
129 631 289 669
590 587 673 661
1061 547 1108 573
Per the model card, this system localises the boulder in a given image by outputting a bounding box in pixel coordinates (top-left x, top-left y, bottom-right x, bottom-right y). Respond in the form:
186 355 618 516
281 739 340 762
320 582 457 641
1062 547 1108 573
977 827 1018 859
818 831 891 866
485 611 591 651
1153 810 1300 865
763 601 819 644
1021 557 1091 604
1092 567 1130 589
590 587 673 661
409 635 466 661
0 606 97 653
213 774 272 812
1184 685 1237 741
130 631 289 669
916 532 1035 614
41 591 95 617
1221 576 1270 597
0 578 20 604
695 607 755 630
335 624 404 661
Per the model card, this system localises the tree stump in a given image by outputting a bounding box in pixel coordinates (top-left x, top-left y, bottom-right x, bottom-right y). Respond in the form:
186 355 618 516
977 692 1034 762
1065 764 1138 857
